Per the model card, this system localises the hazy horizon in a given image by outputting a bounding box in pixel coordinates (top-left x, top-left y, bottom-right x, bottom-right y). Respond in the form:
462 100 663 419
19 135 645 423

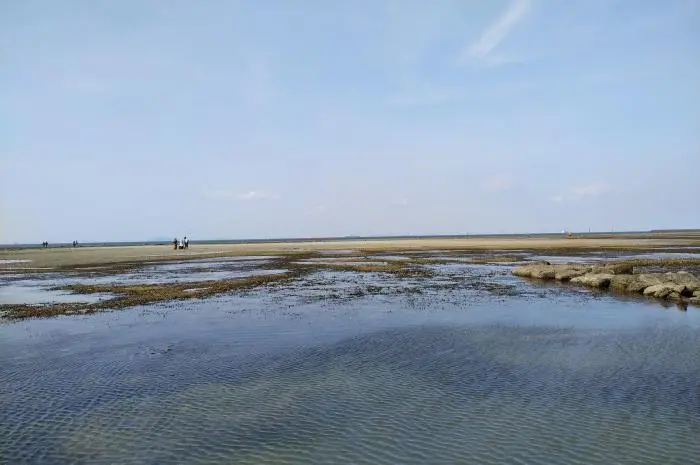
4 227 700 247
2 1 699 243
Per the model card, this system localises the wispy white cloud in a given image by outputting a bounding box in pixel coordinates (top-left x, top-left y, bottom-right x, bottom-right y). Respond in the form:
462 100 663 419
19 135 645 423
461 0 532 64
203 189 280 201
550 194 564 203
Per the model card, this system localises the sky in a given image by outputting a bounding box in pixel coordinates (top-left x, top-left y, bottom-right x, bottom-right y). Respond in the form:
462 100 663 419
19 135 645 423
1 0 699 243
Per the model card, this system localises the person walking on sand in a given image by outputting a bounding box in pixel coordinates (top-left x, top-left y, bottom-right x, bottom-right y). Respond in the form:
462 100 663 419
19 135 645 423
184 236 189 249
173 238 178 250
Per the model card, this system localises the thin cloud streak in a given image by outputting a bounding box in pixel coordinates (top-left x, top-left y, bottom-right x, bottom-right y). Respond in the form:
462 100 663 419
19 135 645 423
462 0 532 63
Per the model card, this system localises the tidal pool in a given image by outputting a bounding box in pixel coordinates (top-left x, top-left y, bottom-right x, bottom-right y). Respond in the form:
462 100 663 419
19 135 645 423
1 266 699 464
0 284 114 305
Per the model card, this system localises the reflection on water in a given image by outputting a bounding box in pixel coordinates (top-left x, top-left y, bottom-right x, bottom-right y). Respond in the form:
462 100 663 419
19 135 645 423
2 258 700 464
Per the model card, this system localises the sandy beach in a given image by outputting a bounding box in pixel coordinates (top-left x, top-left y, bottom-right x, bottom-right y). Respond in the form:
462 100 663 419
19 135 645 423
2 234 700 270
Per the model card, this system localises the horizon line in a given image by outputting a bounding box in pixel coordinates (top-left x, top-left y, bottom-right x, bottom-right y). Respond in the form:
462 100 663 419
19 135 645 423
3 228 700 248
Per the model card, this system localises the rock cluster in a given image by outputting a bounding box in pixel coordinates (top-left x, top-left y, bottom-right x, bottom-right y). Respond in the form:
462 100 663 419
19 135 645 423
512 261 700 306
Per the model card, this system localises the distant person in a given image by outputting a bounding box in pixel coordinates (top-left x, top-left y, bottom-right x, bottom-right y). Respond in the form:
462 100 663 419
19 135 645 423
173 238 178 250
184 236 189 249
178 238 184 250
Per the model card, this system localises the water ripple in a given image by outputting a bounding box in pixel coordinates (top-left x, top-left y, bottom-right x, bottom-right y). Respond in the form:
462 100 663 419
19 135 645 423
2 321 699 464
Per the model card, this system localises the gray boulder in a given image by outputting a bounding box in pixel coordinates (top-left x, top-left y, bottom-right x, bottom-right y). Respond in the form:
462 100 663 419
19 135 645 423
663 271 700 292
512 263 592 281
512 263 556 279
531 266 556 280
609 275 637 292
642 283 687 299
627 274 665 293
591 263 634 275
554 264 591 281
570 273 613 289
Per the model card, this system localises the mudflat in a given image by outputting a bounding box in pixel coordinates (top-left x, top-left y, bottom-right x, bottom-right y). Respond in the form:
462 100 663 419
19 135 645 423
2 233 700 269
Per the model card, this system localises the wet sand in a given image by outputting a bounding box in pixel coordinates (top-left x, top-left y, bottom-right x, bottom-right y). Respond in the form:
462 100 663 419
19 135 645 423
3 234 700 269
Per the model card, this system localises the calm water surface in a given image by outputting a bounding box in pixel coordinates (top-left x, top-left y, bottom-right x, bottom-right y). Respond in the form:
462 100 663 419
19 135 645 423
1 268 700 464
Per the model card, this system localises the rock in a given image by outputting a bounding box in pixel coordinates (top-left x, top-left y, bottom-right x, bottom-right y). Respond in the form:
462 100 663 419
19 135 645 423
663 271 700 292
512 264 538 278
689 297 700 306
553 264 591 281
609 275 637 292
643 284 664 296
627 274 665 293
608 263 634 275
592 263 634 275
642 283 687 299
512 263 556 279
570 273 613 289
694 290 700 298
531 266 556 280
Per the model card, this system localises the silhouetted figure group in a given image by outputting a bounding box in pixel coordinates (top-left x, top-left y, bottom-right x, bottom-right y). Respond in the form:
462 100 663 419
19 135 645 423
40 241 79 248
173 236 189 250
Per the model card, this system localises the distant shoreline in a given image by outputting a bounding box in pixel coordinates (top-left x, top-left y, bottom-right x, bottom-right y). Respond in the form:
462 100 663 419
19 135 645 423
3 229 700 250
2 233 700 270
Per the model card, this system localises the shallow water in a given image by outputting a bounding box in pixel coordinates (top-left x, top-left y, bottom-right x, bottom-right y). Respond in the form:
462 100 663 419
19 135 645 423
2 263 700 464
150 256 276 272
295 260 389 267
0 284 114 305
0 266 287 297
614 252 700 259
56 268 287 286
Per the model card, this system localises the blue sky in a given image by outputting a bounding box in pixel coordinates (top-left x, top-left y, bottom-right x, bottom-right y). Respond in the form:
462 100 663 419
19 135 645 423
1 0 699 243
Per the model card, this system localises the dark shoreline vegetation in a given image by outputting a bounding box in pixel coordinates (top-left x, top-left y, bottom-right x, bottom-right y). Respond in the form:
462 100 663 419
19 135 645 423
2 249 700 320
